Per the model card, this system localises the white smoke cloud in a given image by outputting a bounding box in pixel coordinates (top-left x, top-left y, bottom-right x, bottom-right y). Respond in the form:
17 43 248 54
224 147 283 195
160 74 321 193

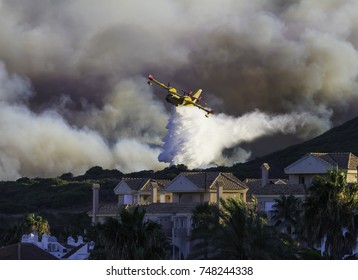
113 139 167 173
0 101 167 180
0 103 112 180
0 63 167 180
0 61 32 103
159 106 330 169
1 0 358 179
81 77 168 145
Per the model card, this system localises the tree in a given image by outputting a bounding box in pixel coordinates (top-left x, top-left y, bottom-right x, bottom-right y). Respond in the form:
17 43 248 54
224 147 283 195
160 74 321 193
94 206 170 259
213 198 279 259
0 223 23 246
22 213 50 238
190 198 298 259
189 202 221 259
303 169 358 259
272 195 302 236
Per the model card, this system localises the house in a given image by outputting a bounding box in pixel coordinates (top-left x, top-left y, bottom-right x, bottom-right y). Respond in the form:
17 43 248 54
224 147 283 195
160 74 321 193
91 178 171 224
284 152 358 186
245 163 306 218
247 153 358 218
166 172 248 204
88 172 249 259
154 172 249 259
144 202 199 259
114 178 171 205
4 231 96 260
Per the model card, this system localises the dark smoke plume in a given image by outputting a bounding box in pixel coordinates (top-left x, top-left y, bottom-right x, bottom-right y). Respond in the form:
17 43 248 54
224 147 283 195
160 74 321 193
1 0 358 179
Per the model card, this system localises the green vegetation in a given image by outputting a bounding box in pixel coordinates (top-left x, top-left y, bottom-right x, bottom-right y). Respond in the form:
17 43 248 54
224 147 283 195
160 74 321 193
271 195 302 236
1 116 358 256
302 169 358 259
0 168 121 247
0 213 49 245
190 198 301 259
189 170 358 259
0 164 191 247
22 213 50 238
91 207 170 260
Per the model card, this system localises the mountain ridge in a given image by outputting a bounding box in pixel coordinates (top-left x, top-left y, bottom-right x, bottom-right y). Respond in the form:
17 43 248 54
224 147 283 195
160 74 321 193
230 116 358 179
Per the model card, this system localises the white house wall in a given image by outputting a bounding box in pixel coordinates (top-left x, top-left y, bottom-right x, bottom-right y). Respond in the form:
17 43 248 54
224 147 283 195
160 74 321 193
173 193 203 203
288 174 316 185
284 155 332 175
165 175 202 192
114 181 133 195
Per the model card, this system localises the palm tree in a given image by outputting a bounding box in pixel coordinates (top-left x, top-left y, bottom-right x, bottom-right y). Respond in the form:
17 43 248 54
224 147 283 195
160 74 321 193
189 202 220 259
303 169 358 259
96 206 170 259
211 198 298 259
189 198 308 259
214 198 271 259
272 195 302 236
22 213 50 238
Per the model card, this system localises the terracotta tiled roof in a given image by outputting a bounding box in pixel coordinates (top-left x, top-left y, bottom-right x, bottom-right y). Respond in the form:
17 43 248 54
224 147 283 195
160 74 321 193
122 178 150 190
88 203 121 216
122 178 169 191
310 152 358 170
180 172 248 191
245 179 288 195
141 179 170 191
252 184 306 196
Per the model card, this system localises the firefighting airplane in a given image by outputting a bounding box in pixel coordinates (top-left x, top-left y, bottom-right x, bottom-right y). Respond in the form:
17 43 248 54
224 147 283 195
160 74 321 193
148 74 214 117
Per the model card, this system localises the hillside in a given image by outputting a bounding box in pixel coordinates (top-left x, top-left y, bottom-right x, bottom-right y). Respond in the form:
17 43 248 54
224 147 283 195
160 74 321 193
230 116 358 179
1 116 358 245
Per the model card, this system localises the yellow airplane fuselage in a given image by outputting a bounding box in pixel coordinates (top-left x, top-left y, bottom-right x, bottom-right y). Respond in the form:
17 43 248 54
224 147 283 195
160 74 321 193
148 74 213 117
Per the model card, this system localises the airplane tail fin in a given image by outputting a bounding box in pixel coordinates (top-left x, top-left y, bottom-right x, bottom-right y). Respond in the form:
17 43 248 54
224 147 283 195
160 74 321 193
192 89 202 103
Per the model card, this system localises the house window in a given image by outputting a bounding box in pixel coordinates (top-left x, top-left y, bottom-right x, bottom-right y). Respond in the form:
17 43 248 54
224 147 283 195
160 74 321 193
299 176 305 184
175 218 186 228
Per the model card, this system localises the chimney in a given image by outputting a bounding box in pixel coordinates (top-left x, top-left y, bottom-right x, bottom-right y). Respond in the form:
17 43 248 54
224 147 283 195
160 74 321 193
216 180 223 206
151 181 158 203
92 183 100 224
261 163 270 187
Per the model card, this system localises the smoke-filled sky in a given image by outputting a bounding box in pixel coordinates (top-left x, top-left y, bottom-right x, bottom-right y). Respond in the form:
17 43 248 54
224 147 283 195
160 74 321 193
1 0 358 179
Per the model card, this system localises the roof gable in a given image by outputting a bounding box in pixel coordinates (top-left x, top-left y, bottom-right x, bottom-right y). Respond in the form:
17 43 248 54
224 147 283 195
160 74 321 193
165 174 202 192
166 172 248 192
213 173 248 191
114 180 136 195
285 152 358 174
141 179 169 192
182 172 220 189
284 153 333 174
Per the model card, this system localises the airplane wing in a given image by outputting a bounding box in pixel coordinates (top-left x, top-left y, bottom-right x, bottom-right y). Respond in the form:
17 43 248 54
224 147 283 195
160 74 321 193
186 99 214 117
148 74 178 95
